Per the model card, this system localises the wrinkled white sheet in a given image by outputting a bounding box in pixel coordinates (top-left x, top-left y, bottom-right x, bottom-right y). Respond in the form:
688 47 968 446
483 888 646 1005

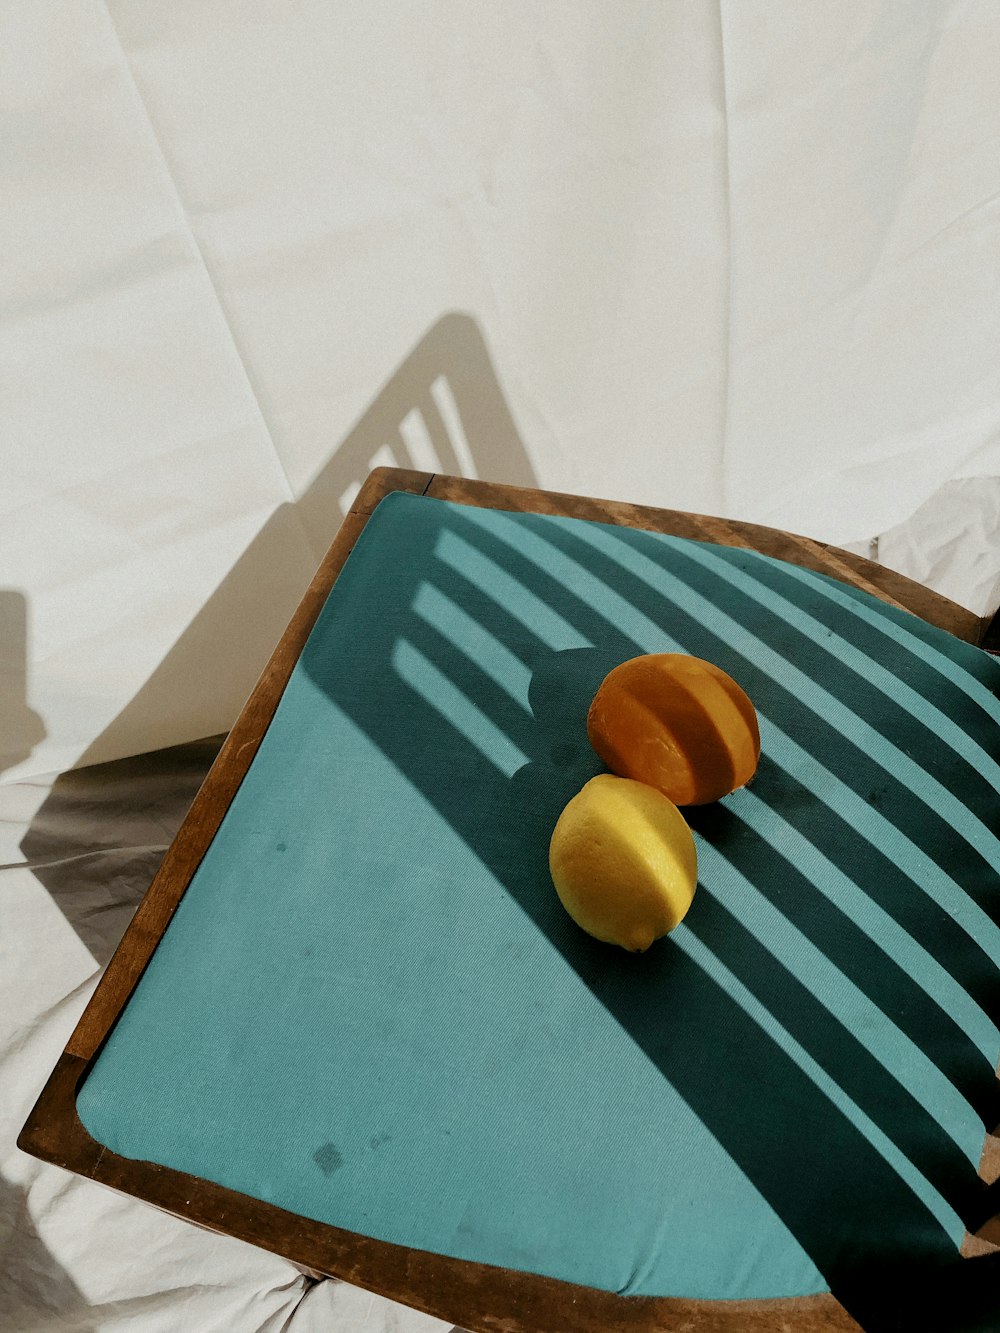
0 740 461 1333
3 5 1000 1327
3 1 999 785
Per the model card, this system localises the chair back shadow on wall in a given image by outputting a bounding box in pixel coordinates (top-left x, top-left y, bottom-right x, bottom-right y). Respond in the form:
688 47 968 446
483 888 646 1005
19 313 537 965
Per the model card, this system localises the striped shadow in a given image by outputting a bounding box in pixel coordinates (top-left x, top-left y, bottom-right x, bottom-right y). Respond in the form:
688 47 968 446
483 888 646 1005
447 507 1000 1009
729 543 1000 732
673 538 1000 791
540 517 1000 869
506 513 1000 925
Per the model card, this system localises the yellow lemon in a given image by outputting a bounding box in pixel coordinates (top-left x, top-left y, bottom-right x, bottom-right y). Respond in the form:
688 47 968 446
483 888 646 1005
549 774 698 952
587 653 760 806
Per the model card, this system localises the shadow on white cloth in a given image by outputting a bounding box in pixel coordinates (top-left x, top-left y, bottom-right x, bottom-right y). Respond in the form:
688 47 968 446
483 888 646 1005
30 313 538 780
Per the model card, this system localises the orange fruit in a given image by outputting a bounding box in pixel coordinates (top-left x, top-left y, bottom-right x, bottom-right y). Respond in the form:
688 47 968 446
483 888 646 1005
549 774 698 951
587 653 759 806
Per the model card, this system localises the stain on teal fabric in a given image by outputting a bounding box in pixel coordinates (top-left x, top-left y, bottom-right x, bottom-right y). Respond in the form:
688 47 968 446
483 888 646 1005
77 493 1000 1305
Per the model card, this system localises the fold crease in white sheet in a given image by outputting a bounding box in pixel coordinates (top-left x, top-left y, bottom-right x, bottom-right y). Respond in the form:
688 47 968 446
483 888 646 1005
96 0 306 522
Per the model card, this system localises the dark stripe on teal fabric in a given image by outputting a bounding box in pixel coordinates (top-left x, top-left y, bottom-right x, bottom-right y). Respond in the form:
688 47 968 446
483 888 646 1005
633 535 1000 831
683 885 987 1220
404 618 537 757
704 544 1000 742
515 516 1000 920
442 519 628 656
751 755 1000 1011
688 799 1000 1123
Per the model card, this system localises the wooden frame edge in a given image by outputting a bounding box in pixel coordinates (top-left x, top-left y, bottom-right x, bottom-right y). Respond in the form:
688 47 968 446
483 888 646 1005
17 1053 856 1331
21 465 992 1332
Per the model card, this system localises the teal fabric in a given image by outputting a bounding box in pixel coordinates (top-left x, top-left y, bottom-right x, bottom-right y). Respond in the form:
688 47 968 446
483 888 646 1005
77 493 1000 1302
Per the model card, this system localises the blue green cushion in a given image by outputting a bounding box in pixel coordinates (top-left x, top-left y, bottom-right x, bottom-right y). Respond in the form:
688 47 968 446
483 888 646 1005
77 492 1000 1300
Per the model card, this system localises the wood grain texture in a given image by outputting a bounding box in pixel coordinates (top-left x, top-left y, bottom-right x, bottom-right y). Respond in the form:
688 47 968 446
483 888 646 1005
19 467 996 1333
350 466 432 513
19 1058 859 1333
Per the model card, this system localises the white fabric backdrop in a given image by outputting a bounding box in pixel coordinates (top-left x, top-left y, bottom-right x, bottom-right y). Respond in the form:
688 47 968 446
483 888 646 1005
3 1 1000 784
3 7 1000 1328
